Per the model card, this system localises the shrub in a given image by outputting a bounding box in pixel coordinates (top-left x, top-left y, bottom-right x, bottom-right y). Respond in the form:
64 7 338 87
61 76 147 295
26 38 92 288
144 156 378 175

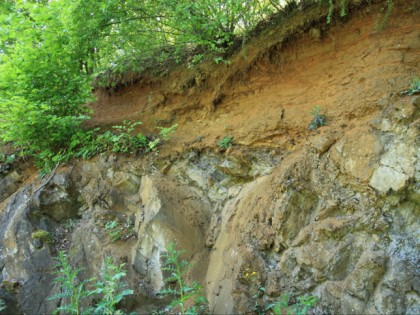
48 251 133 315
0 5 93 166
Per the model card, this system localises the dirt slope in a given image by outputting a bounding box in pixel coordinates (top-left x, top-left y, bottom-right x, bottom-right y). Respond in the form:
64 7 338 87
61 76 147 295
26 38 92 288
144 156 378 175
90 0 419 157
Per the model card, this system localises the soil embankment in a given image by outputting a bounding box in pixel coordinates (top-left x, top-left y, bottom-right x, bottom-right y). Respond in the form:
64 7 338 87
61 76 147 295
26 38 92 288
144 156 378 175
0 1 419 314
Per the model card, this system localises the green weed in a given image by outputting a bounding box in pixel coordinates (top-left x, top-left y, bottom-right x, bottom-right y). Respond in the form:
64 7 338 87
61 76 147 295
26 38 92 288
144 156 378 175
375 0 394 32
158 124 178 141
218 136 234 149
48 251 133 315
190 54 204 66
104 221 122 243
401 77 420 96
0 299 6 312
158 243 208 315
308 106 326 130
90 257 133 315
0 153 16 165
35 120 177 176
244 268 318 315
145 124 179 153
213 56 231 65
104 219 136 242
48 251 93 315
264 294 319 315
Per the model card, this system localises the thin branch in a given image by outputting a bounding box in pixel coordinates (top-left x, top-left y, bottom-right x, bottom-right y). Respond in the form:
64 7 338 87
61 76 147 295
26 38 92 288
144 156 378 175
33 163 60 194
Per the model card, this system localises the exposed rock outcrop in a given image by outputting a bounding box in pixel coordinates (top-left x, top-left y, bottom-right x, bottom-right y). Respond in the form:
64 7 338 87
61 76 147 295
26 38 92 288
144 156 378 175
0 95 418 314
0 1 419 313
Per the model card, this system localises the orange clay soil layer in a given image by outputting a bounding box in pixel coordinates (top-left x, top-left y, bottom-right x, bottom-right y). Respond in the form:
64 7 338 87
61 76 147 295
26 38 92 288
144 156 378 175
89 0 419 157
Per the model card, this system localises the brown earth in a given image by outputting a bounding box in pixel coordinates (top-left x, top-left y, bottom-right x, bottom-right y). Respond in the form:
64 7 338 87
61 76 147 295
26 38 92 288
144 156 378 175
89 0 419 158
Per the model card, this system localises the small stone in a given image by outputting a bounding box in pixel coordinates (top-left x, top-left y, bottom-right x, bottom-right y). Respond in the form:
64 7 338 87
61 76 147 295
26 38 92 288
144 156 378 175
369 166 409 193
377 97 389 107
412 96 420 109
341 76 352 86
311 135 336 154
32 239 43 249
160 163 172 175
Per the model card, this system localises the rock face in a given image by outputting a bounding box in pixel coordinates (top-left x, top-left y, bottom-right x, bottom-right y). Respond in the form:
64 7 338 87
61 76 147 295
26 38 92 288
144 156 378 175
0 154 215 314
1 2 419 313
0 171 22 204
0 95 418 315
0 187 57 314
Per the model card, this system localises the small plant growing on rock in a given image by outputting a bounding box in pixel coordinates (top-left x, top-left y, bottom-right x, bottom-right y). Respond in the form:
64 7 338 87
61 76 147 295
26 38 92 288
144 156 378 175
0 153 16 165
264 294 318 315
239 269 266 312
35 120 177 175
49 252 133 315
146 138 161 152
0 299 6 312
146 124 178 153
158 243 208 315
48 251 92 315
64 219 77 230
0 153 15 174
308 106 326 130
243 268 319 315
90 257 133 315
158 124 178 141
104 219 136 242
31 230 53 245
401 77 420 96
96 120 147 154
104 221 122 242
218 136 234 149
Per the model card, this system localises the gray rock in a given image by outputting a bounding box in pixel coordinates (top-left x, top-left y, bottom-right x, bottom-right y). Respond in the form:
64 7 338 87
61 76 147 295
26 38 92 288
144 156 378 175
0 171 21 203
0 188 57 315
